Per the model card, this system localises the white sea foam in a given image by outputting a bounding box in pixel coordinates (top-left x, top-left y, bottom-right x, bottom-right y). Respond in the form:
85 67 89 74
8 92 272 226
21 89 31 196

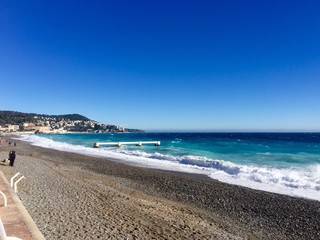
17 134 320 201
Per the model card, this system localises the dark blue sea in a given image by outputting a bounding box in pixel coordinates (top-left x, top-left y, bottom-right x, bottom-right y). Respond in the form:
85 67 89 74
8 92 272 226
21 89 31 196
19 132 320 200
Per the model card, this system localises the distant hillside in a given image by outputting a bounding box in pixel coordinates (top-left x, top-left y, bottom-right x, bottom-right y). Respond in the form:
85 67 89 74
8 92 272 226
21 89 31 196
0 111 90 125
0 111 143 133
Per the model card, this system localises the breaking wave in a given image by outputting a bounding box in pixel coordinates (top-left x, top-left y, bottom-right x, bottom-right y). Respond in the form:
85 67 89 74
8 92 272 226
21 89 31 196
18 134 320 201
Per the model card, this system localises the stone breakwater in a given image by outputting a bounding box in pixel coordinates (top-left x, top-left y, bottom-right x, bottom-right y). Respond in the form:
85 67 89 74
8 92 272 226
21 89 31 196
1 136 320 239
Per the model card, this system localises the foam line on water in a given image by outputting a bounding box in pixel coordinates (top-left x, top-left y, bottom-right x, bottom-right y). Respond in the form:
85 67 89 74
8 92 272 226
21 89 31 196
17 134 320 201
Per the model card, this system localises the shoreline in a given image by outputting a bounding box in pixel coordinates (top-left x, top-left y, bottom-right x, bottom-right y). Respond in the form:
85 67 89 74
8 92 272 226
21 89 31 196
14 132 320 202
1 136 320 239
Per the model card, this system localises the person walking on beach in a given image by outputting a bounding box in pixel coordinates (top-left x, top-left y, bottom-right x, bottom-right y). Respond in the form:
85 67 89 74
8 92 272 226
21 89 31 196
9 151 16 167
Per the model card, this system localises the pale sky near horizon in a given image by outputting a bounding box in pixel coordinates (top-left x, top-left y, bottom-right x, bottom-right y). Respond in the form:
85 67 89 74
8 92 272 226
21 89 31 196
1 0 320 131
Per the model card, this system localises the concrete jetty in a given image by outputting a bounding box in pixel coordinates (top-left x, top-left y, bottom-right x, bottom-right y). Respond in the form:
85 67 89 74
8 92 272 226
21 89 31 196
93 141 161 148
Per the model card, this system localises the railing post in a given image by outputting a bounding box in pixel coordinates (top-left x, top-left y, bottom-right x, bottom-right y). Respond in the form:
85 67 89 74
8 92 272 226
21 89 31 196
0 191 7 207
10 172 20 188
14 176 25 193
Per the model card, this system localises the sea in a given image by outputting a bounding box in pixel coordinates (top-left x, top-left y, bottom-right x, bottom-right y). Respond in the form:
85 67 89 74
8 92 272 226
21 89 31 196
18 132 320 201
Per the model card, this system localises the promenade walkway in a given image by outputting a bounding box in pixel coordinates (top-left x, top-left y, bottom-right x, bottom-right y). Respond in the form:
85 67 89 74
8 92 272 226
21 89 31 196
0 170 44 240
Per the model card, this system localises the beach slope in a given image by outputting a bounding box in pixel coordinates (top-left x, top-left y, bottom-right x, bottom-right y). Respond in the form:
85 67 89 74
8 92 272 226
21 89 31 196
0 136 319 239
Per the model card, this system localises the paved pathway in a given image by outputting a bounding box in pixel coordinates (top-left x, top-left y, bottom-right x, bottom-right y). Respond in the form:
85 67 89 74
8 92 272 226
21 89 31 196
0 170 44 239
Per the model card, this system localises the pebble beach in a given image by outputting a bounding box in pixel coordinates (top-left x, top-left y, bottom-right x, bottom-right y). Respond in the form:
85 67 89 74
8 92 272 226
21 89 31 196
1 135 320 239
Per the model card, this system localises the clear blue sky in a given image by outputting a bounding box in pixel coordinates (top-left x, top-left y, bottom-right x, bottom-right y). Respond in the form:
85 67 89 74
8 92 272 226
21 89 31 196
1 0 319 131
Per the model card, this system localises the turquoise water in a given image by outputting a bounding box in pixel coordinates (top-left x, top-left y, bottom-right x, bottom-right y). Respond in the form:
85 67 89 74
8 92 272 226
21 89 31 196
39 132 320 167
19 132 320 200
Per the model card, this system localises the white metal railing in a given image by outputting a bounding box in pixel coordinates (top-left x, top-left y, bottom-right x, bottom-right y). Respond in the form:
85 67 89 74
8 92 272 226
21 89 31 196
10 173 25 193
0 217 22 240
0 191 7 207
14 176 25 193
10 172 20 188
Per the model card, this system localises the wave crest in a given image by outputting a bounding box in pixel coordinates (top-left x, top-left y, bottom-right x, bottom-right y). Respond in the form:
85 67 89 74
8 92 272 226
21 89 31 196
17 134 320 200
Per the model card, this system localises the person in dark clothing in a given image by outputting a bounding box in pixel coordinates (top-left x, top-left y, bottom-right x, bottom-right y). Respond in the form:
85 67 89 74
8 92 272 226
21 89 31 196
9 151 16 167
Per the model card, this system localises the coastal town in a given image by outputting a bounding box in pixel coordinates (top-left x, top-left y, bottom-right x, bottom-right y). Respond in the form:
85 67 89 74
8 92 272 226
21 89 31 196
0 111 142 134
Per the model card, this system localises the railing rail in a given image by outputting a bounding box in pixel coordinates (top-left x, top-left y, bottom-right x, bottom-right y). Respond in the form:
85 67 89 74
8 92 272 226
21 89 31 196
14 176 25 193
10 172 20 188
0 191 7 207
10 173 25 193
